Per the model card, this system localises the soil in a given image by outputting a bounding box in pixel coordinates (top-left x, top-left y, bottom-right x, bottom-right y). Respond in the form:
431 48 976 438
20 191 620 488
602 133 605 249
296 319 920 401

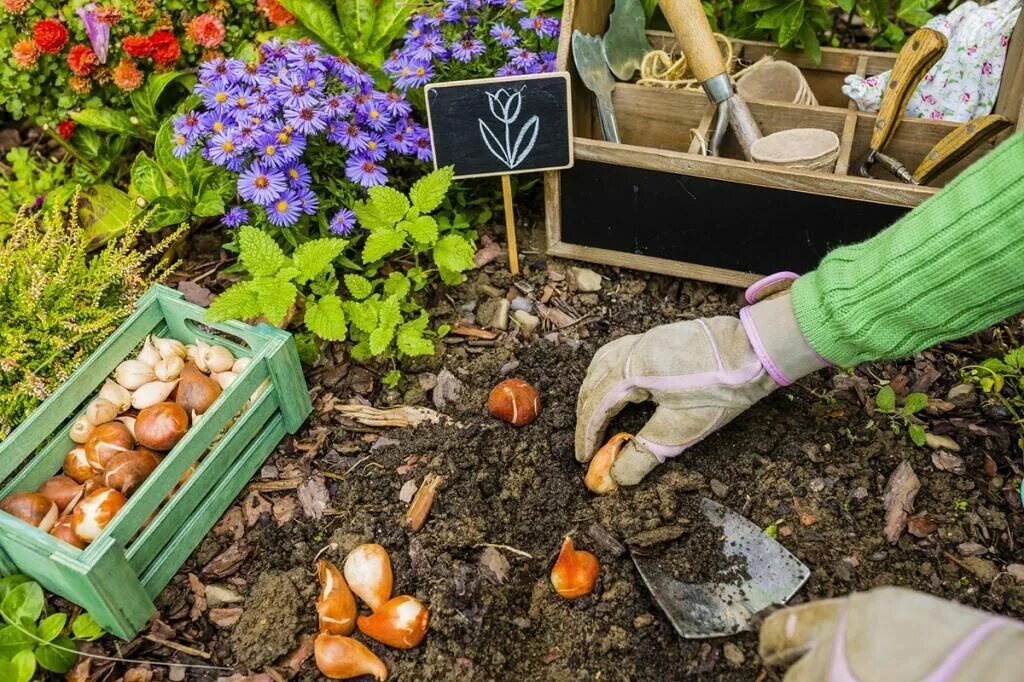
98 202 1024 681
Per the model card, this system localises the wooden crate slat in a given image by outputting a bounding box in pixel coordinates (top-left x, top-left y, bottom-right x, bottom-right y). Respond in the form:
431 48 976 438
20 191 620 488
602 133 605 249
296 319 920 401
66 536 155 639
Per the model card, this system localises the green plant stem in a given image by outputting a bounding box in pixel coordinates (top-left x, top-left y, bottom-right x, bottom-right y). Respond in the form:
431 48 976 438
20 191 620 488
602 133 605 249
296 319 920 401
42 128 99 176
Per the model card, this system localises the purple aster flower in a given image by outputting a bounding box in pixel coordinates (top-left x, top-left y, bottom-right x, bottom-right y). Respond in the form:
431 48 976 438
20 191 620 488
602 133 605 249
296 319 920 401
250 91 277 118
171 132 194 159
238 164 287 205
361 102 391 132
239 60 262 86
230 87 257 119
222 206 249 227
295 187 319 215
200 111 232 136
260 38 287 64
266 190 302 226
173 111 203 141
378 90 412 118
385 125 413 154
201 81 238 113
233 122 263 150
540 50 558 72
76 3 109 64
446 0 469 11
323 94 353 120
328 55 363 81
336 122 369 152
413 130 434 162
451 37 485 62
329 208 356 236
414 32 448 60
279 72 319 110
544 17 562 37
206 131 242 167
394 62 434 89
496 64 521 77
509 48 539 69
257 136 288 168
362 134 387 161
283 163 312 190
383 52 405 75
490 23 519 47
285 41 325 72
494 0 526 10
275 130 307 162
285 106 328 135
199 56 245 84
345 156 389 187
519 14 558 37
404 25 425 43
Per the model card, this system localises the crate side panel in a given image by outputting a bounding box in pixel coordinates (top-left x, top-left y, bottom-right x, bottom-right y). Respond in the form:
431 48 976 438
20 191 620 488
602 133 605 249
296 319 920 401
262 332 312 433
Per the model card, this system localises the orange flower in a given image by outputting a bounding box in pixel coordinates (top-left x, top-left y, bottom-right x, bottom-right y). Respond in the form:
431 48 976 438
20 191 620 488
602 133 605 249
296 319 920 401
112 58 142 91
135 0 155 19
69 75 92 94
3 0 32 14
12 39 39 69
67 44 99 76
256 0 294 26
187 13 225 48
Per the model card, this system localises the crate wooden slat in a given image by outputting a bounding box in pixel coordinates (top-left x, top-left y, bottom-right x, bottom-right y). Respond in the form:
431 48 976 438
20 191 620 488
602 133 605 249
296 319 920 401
0 285 311 639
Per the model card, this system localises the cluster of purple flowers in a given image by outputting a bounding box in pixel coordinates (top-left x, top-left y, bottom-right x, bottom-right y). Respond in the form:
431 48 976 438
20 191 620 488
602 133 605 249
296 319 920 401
171 39 432 231
384 0 560 89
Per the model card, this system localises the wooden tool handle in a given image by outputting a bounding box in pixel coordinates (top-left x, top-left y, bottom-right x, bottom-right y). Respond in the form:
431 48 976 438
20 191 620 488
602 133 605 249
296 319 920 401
913 114 1012 184
870 28 947 153
657 0 725 83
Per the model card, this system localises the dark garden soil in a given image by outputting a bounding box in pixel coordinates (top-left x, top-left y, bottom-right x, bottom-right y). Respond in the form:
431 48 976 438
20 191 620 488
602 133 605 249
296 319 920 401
87 201 1024 681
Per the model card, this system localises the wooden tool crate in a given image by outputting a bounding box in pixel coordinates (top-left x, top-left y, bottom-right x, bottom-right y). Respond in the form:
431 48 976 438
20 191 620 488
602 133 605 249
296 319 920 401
0 285 311 639
546 3 1024 287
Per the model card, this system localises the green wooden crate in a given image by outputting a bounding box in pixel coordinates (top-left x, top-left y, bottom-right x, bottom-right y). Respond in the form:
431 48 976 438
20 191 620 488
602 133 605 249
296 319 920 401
0 285 312 639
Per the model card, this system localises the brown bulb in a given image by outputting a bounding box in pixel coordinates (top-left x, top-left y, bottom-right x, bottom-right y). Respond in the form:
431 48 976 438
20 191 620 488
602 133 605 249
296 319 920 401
82 475 105 496
357 595 430 649
134 402 189 452
72 487 126 542
0 492 59 532
314 634 387 681
50 517 87 549
488 379 541 426
175 362 221 416
37 475 84 514
84 421 135 471
63 446 94 483
104 449 162 496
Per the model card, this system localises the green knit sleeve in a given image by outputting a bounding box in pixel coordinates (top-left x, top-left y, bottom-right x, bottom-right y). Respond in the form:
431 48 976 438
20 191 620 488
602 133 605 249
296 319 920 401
791 132 1024 367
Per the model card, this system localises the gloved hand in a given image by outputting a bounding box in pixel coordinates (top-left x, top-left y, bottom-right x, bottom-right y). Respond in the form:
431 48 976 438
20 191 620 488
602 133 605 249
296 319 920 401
575 273 827 485
759 586 1024 681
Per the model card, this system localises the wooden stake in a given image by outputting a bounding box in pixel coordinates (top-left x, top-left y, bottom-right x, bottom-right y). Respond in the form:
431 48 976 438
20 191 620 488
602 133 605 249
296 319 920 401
501 174 519 275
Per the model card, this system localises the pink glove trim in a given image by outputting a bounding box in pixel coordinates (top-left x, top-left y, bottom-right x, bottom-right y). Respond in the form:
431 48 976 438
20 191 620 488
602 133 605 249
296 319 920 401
740 306 793 386
921 616 1024 682
744 271 800 304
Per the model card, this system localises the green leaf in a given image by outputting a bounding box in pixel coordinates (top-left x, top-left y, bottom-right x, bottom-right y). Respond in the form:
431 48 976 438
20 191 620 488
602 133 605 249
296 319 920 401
369 0 415 49
154 118 195 197
0 578 30 607
382 369 401 388
409 166 454 214
73 127 103 158
352 200 394 232
908 424 927 447
70 613 104 642
1005 348 1024 370
69 108 140 138
1 582 43 627
37 614 66 642
798 22 822 64
35 636 77 674
344 299 378 333
304 294 347 341
367 185 411 225
130 70 187 131
293 238 346 283
350 339 373 361
206 281 263 322
145 196 190 230
192 189 226 218
875 385 896 413
382 272 410 299
344 274 375 300
777 0 805 46
397 313 434 357
903 393 929 415
362 229 407 263
76 184 134 245
402 215 439 246
369 325 395 355
433 233 476 282
278 0 347 53
836 0 854 9
336 0 376 50
256 276 299 325
130 152 167 202
9 649 34 682
377 295 402 331
0 625 34 659
238 225 289 278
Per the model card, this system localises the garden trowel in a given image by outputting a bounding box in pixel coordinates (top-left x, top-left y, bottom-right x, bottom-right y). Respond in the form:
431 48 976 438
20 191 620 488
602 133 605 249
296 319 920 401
632 497 810 639
572 30 621 143
602 0 652 81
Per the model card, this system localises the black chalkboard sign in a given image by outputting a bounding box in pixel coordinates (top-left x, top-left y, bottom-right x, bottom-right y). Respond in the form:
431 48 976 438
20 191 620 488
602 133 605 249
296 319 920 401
424 73 573 179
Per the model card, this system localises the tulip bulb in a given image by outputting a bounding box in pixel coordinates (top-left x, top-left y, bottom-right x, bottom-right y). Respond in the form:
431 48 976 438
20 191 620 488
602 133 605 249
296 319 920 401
69 416 94 444
176 362 221 416
190 341 211 373
343 544 393 612
117 416 137 441
137 336 162 367
131 380 179 410
488 379 541 426
115 360 156 390
211 371 238 390
104 449 162 496
550 537 599 599
86 398 119 426
317 560 357 636
72 487 126 542
154 355 184 382
99 380 132 413
232 357 251 374
357 595 429 649
64 446 94 483
135 402 189 452
152 335 186 361
37 476 84 514
50 517 87 549
85 421 135 471
202 343 235 374
584 433 632 495
314 634 387 681
0 492 59 532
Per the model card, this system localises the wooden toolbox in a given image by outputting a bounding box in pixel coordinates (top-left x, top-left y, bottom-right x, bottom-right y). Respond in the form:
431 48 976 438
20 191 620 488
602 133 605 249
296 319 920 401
545 2 1024 287
0 285 311 639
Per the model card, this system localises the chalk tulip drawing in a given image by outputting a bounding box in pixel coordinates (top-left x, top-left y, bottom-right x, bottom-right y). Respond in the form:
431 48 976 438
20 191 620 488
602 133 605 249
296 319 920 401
479 86 541 170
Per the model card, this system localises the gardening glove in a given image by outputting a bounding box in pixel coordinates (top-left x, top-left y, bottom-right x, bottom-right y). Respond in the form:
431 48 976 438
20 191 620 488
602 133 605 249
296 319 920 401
759 586 1024 681
575 273 828 485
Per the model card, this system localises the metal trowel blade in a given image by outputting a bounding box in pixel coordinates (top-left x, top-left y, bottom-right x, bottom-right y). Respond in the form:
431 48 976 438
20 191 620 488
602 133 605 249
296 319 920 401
632 497 810 639
602 0 652 81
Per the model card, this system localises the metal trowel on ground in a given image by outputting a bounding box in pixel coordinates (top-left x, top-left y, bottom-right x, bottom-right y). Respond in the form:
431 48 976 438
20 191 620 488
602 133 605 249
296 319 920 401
633 497 810 639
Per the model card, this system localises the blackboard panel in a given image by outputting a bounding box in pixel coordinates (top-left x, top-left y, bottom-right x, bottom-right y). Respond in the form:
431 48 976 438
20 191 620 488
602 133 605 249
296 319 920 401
425 73 573 179
559 160 911 275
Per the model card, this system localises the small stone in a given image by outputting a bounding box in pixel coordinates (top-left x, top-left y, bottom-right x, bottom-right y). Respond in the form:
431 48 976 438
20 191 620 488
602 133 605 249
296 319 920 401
946 383 977 409
809 478 826 493
513 310 540 334
851 486 869 501
478 284 505 298
476 298 503 329
931 451 965 473
510 296 532 312
924 433 960 452
709 479 730 499
399 479 419 503
1006 564 1024 582
633 613 655 629
205 584 244 608
570 267 602 292
577 293 599 307
489 299 511 331
499 360 520 376
722 643 746 668
801 443 822 463
957 542 987 557
961 557 999 582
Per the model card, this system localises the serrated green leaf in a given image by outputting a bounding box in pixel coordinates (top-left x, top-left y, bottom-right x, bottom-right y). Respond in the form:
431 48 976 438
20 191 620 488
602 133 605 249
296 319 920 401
344 299 378 333
256 276 299 325
238 225 289 277
369 325 395 355
344 274 375 300
908 424 927 447
875 385 896 413
397 313 434 357
146 196 190 230
304 295 347 341
130 152 167 201
350 339 372 361
382 272 410 298
35 636 77 674
38 614 66 642
402 215 439 246
206 281 263 322
903 393 929 415
382 368 402 388
367 185 411 224
377 295 402 331
278 0 347 53
352 200 394 232
362 229 407 263
293 238 346 283
409 166 454 214
70 613 104 642
154 118 195 197
433 233 476 277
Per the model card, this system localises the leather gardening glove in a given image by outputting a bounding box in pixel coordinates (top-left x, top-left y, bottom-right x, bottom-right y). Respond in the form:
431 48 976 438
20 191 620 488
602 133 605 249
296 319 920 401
759 587 1024 681
575 273 828 485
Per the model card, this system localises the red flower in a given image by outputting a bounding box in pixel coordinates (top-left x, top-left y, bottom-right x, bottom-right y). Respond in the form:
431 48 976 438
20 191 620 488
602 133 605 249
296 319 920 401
67 44 99 76
187 13 225 49
148 30 180 66
33 18 69 54
122 34 153 58
256 0 294 26
57 120 77 140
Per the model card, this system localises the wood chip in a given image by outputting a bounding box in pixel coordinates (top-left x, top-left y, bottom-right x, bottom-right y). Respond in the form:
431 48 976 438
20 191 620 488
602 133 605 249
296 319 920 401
478 546 511 584
399 479 419 503
213 507 245 540
452 324 499 340
882 461 920 544
297 473 329 521
243 491 272 527
208 607 243 628
279 634 316 673
203 542 250 579
335 403 445 428
248 477 304 493
931 451 965 473
907 513 937 537
404 473 442 532
188 573 207 621
272 496 297 526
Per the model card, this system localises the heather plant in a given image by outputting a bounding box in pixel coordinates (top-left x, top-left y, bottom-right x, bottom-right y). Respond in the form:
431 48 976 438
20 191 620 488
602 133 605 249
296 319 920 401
0 148 72 235
0 192 184 440
384 0 560 91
